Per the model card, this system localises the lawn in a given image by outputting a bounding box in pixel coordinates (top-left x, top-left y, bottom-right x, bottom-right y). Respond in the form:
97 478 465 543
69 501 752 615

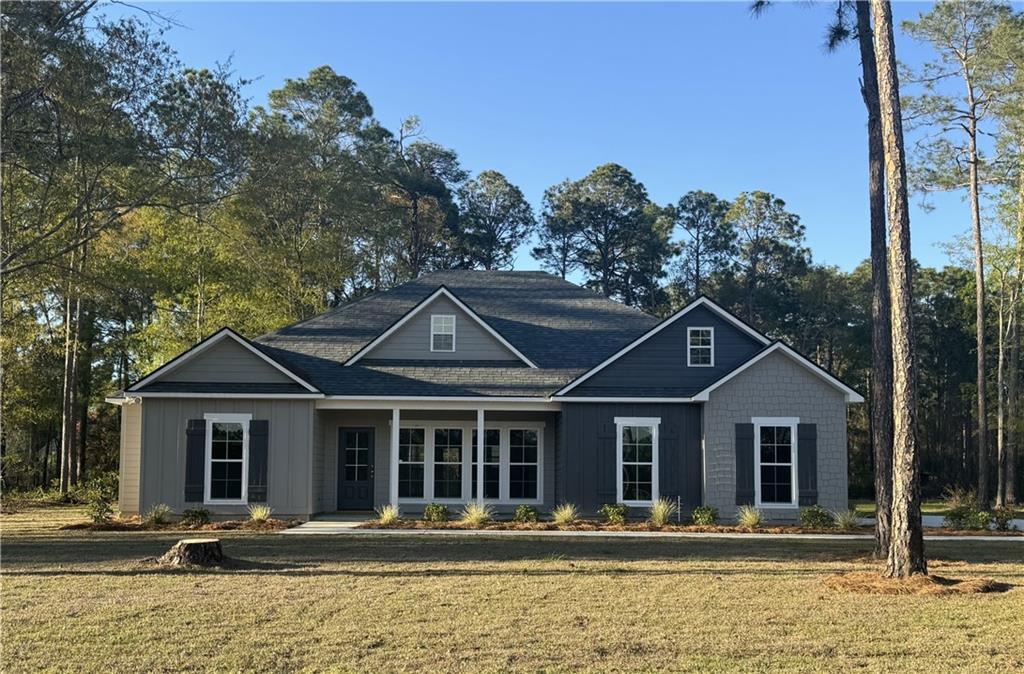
2 506 1022 673
850 499 1024 518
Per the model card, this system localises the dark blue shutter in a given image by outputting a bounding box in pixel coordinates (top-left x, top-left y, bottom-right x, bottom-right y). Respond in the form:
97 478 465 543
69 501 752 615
798 423 818 506
735 423 755 505
184 419 206 502
248 420 269 502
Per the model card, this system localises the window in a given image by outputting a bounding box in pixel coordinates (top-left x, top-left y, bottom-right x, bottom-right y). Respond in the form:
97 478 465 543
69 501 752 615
343 430 371 482
754 417 798 507
471 428 501 499
431 314 456 352
204 413 250 504
433 428 463 498
398 428 425 498
687 327 714 366
615 417 659 506
508 429 539 500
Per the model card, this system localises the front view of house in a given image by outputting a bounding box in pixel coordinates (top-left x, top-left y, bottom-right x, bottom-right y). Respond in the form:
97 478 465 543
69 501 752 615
107 271 863 521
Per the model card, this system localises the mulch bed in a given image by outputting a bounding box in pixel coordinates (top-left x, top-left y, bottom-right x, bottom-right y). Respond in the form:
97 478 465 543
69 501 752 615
825 571 1012 595
61 517 302 532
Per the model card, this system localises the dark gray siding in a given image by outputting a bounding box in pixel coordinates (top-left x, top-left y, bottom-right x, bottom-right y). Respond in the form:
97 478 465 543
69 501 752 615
159 338 294 384
559 402 702 514
568 305 764 397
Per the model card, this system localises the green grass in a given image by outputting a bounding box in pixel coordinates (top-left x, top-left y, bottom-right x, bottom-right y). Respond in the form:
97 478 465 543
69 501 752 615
3 505 1023 673
851 500 1024 518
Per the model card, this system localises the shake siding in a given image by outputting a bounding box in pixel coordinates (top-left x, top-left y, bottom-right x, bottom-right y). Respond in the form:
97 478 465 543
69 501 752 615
160 338 294 384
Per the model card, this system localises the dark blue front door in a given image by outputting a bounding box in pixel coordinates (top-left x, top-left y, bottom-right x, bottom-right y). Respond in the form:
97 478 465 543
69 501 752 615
338 428 374 510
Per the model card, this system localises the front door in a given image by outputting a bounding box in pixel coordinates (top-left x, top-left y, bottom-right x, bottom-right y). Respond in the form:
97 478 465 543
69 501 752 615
338 427 374 510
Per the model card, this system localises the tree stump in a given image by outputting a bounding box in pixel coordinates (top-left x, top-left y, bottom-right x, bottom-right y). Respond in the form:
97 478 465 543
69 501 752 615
159 538 224 567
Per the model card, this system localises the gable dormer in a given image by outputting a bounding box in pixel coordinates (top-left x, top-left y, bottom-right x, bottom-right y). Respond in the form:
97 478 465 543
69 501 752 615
345 287 536 366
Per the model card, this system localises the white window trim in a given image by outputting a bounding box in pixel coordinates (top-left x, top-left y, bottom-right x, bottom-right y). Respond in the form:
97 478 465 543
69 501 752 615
752 416 799 509
203 412 251 505
396 421 544 505
430 314 456 352
687 327 715 367
614 416 660 507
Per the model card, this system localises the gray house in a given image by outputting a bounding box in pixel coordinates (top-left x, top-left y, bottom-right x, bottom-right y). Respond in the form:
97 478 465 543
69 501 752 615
107 270 862 521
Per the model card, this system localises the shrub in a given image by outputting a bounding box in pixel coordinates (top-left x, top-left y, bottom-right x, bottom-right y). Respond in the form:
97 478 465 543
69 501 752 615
691 506 718 526
458 502 495 527
799 505 834 529
991 506 1017 532
648 498 678 528
942 485 977 510
375 504 401 526
422 503 449 522
599 503 628 525
144 503 172 525
551 502 579 526
832 509 861 531
513 504 540 523
85 493 114 523
942 489 989 530
736 505 763 529
181 508 211 526
247 504 273 523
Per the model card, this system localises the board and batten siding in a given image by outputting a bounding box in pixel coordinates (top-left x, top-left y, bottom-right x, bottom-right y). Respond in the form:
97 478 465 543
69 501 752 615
569 305 764 396
558 402 703 514
118 401 143 514
139 398 315 517
702 350 848 521
159 338 294 384
362 295 521 362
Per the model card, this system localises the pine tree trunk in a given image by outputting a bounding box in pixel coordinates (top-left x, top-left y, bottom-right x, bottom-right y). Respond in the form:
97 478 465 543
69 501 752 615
857 0 893 559
1008 310 1019 504
968 115 988 506
995 284 1006 507
870 0 926 578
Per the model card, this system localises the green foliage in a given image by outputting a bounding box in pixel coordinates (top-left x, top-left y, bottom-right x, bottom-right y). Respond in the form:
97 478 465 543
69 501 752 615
144 504 172 525
599 503 629 525
247 504 273 523
512 504 540 523
832 509 861 531
422 503 450 523
456 170 536 270
551 503 579 527
691 506 719 526
85 494 115 523
181 508 211 526
736 505 764 529
991 507 1017 532
458 502 495 527
944 505 991 531
648 498 678 528
375 504 401 526
799 505 835 529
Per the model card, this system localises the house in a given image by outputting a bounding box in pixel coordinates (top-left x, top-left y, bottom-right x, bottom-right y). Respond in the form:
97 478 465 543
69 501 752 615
106 270 863 521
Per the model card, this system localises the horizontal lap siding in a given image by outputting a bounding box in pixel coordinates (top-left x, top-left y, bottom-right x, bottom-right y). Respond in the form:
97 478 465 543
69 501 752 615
560 403 702 514
159 338 294 384
118 402 142 514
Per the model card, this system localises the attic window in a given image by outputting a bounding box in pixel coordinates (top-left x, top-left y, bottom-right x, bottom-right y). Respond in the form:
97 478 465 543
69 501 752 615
431 314 456 352
687 327 714 367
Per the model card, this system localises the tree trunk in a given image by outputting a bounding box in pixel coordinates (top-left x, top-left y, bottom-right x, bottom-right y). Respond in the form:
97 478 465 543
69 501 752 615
159 538 225 567
967 113 988 506
59 246 83 493
870 0 926 578
857 0 893 559
1008 308 1019 504
996 280 1006 507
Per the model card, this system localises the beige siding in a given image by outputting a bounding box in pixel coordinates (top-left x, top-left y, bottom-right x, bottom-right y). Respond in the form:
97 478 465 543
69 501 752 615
702 351 849 522
363 295 520 361
160 338 293 384
118 401 143 515
139 398 314 517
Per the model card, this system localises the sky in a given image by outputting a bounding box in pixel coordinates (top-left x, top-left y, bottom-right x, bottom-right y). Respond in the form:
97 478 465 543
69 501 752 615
107 1 994 273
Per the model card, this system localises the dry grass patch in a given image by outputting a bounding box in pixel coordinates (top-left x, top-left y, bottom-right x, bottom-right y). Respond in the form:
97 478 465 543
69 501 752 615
825 571 1012 596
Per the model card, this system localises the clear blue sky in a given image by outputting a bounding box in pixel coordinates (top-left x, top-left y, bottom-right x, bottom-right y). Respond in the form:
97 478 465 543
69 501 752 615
110 1 979 272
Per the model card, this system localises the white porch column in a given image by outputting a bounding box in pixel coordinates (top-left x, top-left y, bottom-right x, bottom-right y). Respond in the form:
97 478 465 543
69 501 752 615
390 408 400 507
476 408 484 504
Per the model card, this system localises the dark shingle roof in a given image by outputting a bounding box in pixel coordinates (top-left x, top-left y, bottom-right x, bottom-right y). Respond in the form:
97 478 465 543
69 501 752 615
255 271 658 397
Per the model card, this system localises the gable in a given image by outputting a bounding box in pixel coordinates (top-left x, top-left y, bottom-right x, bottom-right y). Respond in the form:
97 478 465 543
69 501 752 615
562 304 765 397
360 294 523 362
154 337 296 385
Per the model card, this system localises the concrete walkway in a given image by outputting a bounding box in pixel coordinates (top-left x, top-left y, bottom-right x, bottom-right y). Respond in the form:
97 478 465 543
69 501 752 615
282 522 1022 542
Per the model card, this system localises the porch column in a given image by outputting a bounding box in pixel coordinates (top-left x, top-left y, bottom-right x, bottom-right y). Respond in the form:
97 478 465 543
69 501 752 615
390 408 400 507
476 408 484 504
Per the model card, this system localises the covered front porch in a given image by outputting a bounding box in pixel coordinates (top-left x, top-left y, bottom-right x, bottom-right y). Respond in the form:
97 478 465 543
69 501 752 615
312 400 560 515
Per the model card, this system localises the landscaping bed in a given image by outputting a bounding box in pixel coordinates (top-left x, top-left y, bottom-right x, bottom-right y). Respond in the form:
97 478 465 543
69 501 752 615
61 516 302 532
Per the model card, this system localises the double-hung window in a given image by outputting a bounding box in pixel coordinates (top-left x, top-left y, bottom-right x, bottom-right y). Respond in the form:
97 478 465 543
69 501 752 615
687 327 714 366
471 428 501 499
615 417 659 506
204 413 250 504
508 429 539 500
433 428 463 498
398 428 426 498
754 417 798 507
430 314 456 352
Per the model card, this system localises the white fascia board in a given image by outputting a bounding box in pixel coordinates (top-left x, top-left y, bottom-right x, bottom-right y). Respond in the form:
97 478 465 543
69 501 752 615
554 296 770 397
344 286 537 368
316 396 560 411
556 397 696 403
692 342 865 403
126 328 319 393
125 392 324 399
